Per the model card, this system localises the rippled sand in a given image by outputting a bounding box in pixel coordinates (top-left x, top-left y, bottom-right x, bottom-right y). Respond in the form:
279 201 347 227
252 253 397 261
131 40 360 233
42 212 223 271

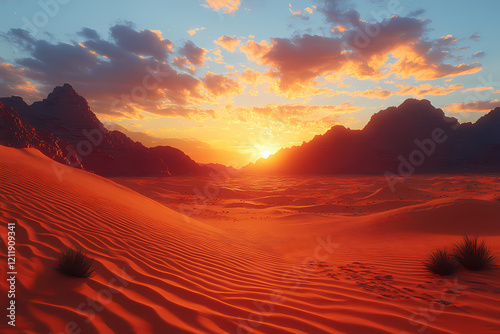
1 146 500 333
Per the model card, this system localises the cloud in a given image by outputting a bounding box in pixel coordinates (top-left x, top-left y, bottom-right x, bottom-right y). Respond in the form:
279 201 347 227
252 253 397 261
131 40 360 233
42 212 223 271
395 83 464 98
187 27 206 36
151 105 215 119
318 0 362 28
204 0 241 13
260 35 345 95
408 9 425 17
228 101 361 127
110 24 173 61
289 4 301 15
1 24 212 119
442 99 500 113
350 89 392 99
462 86 493 93
471 51 485 58
214 35 241 52
305 6 316 14
389 41 482 80
240 39 273 62
469 34 480 41
239 68 265 85
0 62 42 101
238 12 480 98
331 25 348 33
202 72 243 97
178 41 206 66
346 83 464 99
77 28 100 41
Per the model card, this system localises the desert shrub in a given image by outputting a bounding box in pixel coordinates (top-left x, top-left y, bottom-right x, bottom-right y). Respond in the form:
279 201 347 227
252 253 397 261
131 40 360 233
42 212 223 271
453 235 496 271
56 248 95 278
424 248 458 276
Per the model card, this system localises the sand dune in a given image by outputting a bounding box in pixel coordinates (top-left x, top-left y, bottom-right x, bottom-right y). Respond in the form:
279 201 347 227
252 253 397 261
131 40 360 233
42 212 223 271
1 146 500 333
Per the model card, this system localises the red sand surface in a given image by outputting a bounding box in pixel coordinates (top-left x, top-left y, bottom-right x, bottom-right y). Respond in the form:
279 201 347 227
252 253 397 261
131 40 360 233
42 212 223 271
1 146 500 333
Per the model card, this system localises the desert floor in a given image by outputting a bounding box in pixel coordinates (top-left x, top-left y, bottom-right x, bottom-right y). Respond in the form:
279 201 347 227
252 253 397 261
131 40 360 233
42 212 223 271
1 146 500 333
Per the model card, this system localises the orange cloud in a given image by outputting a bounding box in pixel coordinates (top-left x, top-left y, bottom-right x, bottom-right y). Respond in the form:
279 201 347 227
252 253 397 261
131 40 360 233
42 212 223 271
187 27 206 36
347 84 464 99
240 39 273 62
396 83 464 98
260 35 345 95
172 57 190 70
289 4 301 15
350 89 392 99
239 68 261 85
462 86 493 93
227 102 361 127
214 35 241 52
442 99 500 112
391 45 482 80
0 62 43 102
238 16 481 98
331 25 347 33
304 6 316 14
211 49 224 63
179 41 206 66
203 72 243 97
204 0 241 13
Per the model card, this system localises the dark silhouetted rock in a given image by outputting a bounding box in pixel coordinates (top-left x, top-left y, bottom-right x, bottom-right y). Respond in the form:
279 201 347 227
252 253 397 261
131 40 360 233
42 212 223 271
245 99 500 175
1 84 210 177
0 101 80 166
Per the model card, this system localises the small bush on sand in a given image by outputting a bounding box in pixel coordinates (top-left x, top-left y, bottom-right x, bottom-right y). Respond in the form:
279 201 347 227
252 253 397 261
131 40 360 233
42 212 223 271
56 248 95 278
453 235 496 271
424 248 458 276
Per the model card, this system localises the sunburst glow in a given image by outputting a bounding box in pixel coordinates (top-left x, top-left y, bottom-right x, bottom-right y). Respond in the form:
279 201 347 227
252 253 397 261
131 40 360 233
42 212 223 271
261 150 272 159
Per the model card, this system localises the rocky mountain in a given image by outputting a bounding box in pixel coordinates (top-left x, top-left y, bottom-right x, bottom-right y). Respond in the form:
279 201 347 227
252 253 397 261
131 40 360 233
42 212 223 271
0 101 80 166
0 84 211 177
245 99 500 175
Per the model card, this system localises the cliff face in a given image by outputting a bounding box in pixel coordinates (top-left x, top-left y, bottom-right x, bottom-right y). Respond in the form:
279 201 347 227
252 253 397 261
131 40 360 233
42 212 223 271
0 101 80 166
245 99 500 175
0 84 210 177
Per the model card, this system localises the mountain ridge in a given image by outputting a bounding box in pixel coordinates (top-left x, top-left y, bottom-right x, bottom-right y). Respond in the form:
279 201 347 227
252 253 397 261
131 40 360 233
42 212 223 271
0 84 211 177
245 99 500 175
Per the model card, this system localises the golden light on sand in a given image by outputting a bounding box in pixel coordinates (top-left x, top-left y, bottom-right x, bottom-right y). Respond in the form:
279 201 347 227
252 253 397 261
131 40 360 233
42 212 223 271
261 150 271 159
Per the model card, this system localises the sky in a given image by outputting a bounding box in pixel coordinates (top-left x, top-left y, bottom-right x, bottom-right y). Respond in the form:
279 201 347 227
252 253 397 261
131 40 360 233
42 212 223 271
1 0 499 166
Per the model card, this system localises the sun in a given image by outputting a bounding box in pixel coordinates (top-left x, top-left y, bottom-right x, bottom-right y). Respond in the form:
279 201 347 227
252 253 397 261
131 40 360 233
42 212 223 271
261 150 272 159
